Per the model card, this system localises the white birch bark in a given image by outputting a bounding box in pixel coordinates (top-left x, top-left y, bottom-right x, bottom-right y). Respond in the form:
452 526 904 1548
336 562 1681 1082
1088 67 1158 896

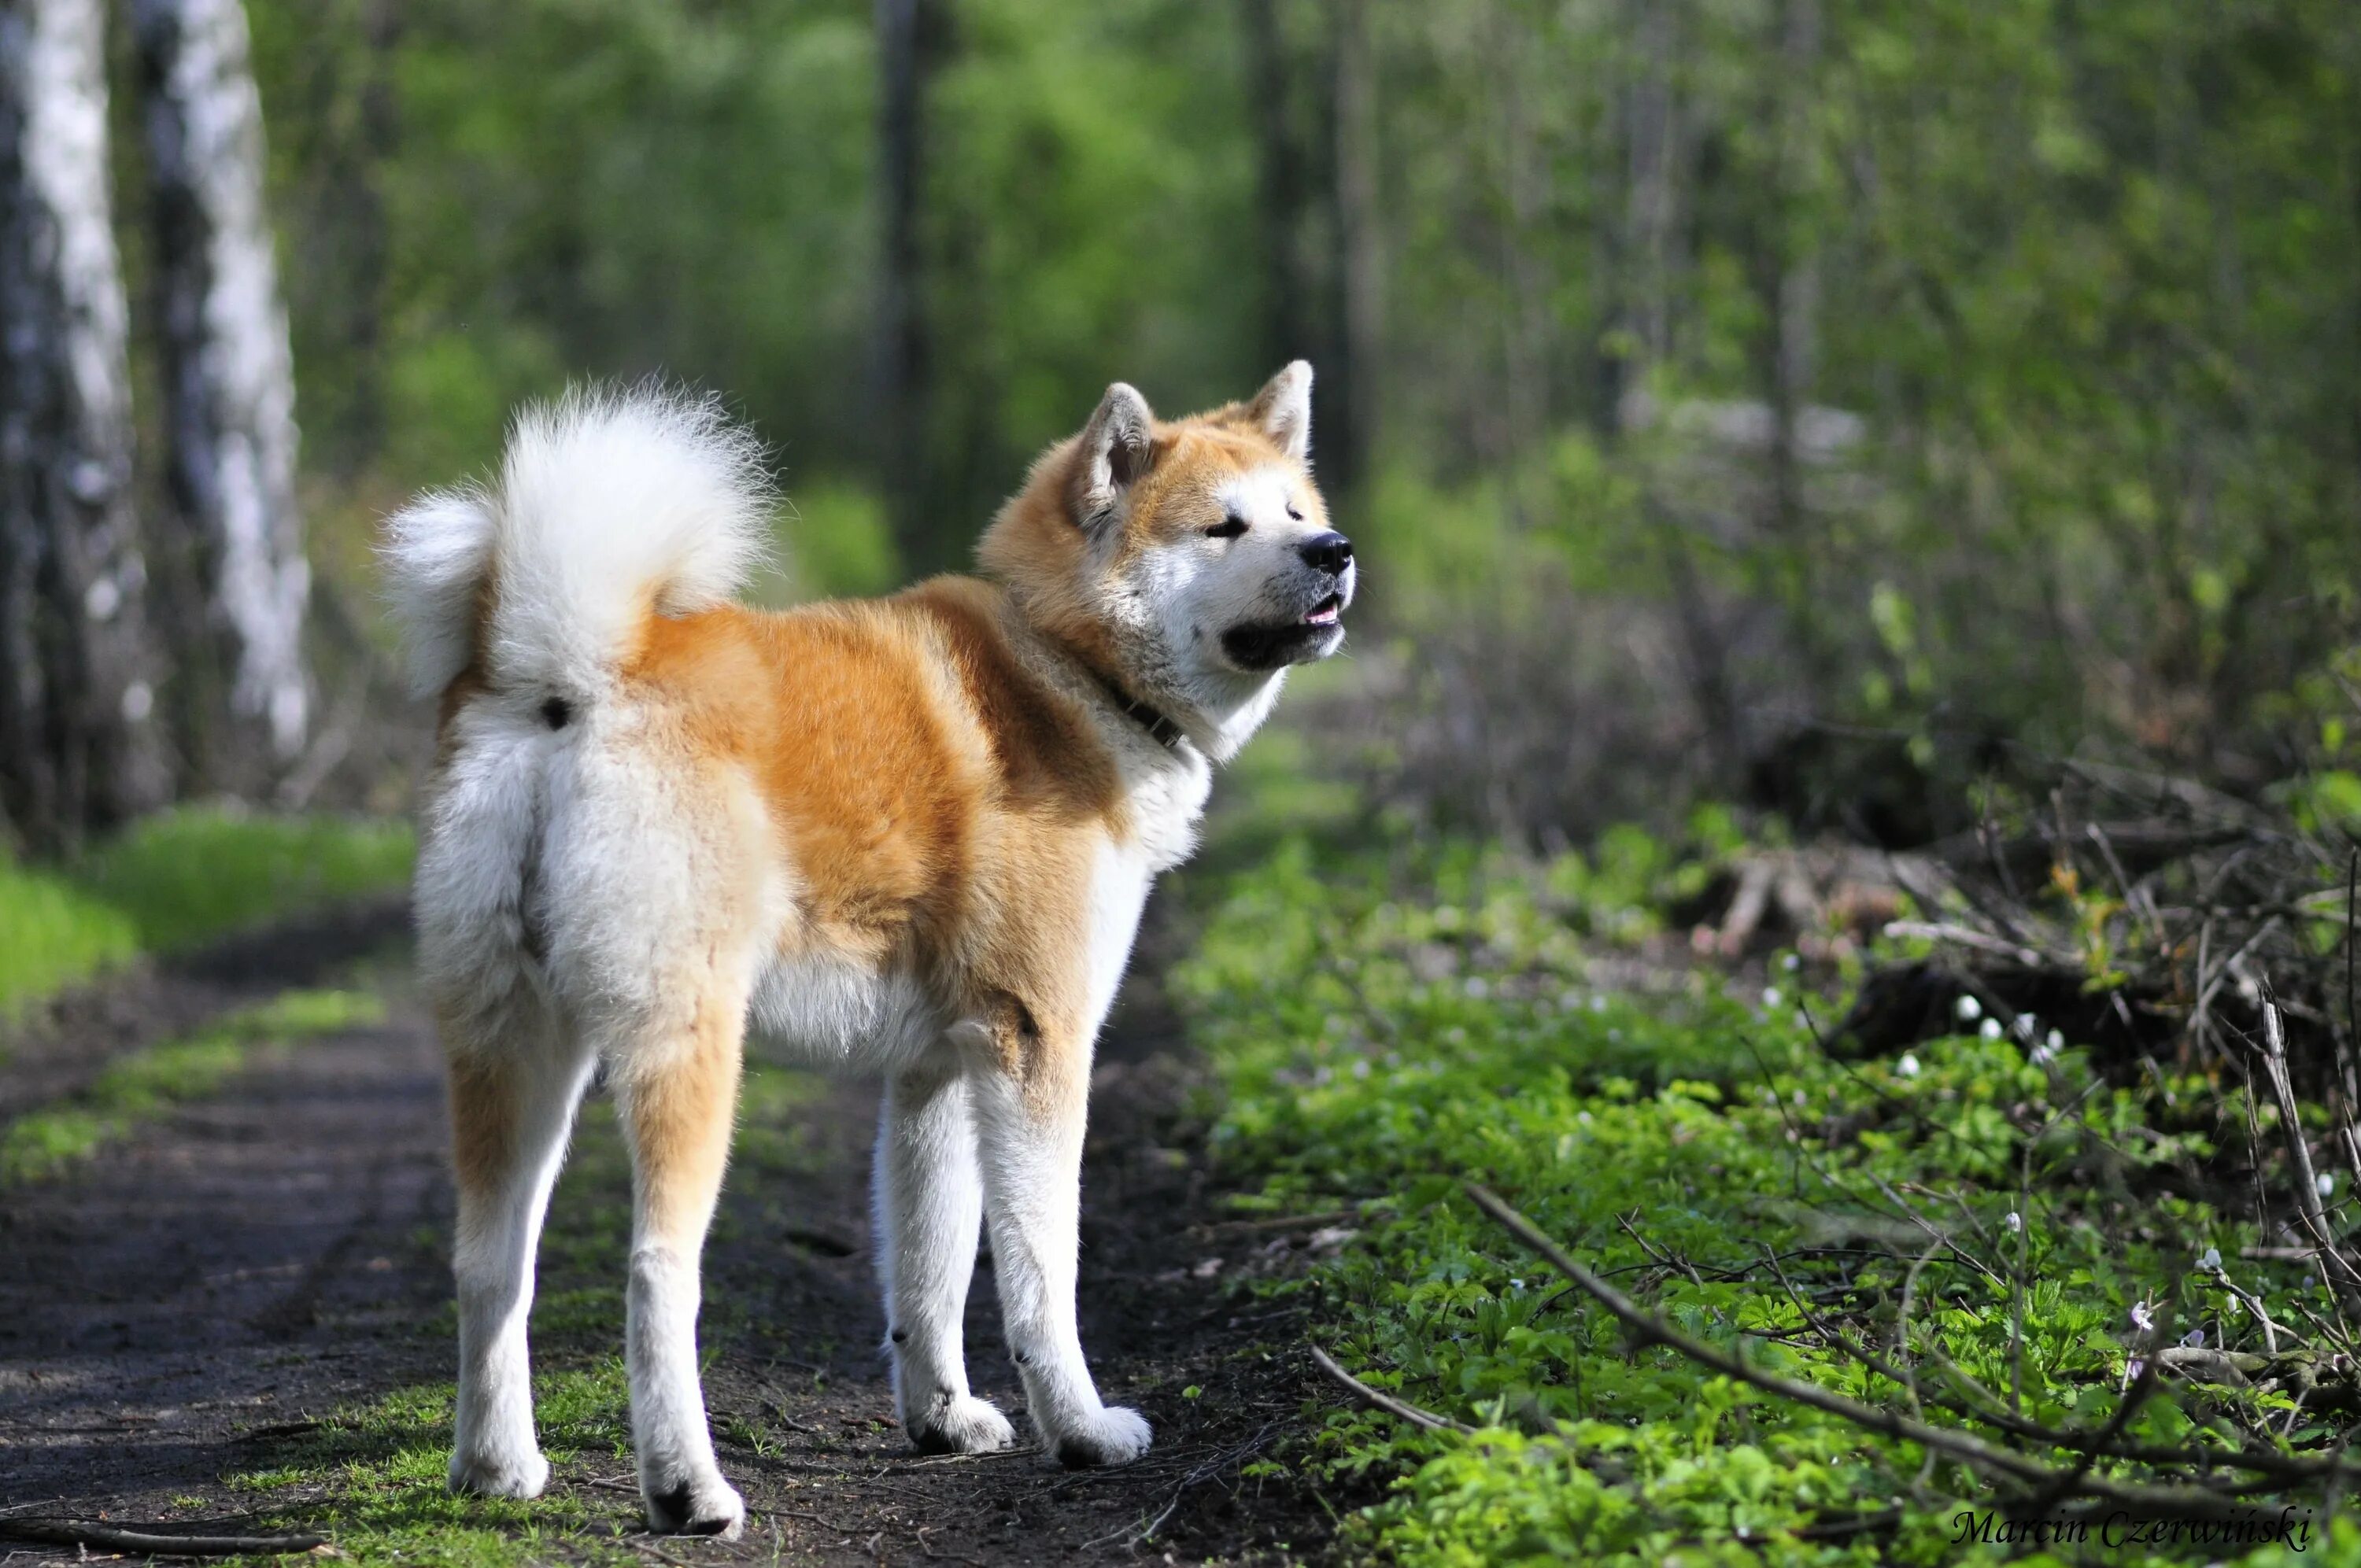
0 0 168 849
134 0 309 766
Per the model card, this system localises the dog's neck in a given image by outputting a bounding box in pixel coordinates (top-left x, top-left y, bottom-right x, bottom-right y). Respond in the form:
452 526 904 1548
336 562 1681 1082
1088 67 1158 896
991 577 1284 766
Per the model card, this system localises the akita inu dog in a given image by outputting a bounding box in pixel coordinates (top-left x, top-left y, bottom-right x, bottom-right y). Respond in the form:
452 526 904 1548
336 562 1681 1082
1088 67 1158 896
383 364 1353 1535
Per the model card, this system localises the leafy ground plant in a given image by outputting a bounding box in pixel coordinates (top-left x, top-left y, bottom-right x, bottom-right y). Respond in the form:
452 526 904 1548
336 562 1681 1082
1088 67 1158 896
1178 829 2361 1566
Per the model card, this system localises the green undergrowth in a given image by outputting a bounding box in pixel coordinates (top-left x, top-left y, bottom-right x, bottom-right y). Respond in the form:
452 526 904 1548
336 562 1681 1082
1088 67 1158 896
0 806 415 1016
1179 829 2357 1566
227 1061 830 1566
0 989 386 1185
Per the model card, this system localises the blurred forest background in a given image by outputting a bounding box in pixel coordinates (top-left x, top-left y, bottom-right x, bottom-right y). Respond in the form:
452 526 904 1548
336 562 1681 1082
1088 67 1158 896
6 0 2360 858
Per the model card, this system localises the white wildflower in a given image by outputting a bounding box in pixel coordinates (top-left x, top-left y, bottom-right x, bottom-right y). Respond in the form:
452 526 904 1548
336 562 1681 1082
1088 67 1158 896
2014 1013 2039 1040
1783 953 1801 972
1955 994 1982 1022
1897 1053 1923 1078
1979 1018 2004 1041
2320 1172 2337 1199
2005 1211 2023 1234
2130 1301 2156 1334
2198 1246 2222 1272
1762 987 1783 1009
2180 1329 2206 1348
2046 1028 2064 1051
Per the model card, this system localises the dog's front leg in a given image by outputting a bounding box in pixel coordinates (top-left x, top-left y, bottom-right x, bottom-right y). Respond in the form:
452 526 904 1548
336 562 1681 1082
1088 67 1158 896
875 1054 1014 1453
972 1056 1151 1467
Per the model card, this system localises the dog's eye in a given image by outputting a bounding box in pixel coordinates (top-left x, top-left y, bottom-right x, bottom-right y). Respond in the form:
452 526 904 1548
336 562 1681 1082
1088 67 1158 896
1205 515 1248 540
1286 504 1303 522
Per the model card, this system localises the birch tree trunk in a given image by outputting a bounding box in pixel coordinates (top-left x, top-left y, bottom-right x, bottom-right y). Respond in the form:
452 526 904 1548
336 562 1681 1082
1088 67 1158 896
0 0 169 853
133 0 309 783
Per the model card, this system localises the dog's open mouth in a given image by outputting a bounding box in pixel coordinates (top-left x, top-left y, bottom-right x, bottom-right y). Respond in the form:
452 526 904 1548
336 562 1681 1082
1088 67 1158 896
1221 597 1347 671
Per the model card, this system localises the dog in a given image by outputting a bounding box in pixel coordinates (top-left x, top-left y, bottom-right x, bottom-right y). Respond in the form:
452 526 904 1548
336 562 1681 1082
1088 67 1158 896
382 363 1354 1535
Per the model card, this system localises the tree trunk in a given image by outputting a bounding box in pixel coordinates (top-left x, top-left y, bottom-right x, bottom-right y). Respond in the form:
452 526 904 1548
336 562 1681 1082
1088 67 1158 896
874 0 948 576
0 0 170 854
1330 0 1381 493
132 0 310 786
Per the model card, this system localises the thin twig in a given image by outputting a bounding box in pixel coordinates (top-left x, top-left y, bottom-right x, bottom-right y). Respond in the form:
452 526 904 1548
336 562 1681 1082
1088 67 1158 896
0 1521 325 1557
1306 1344 1472 1434
1466 1182 2267 1520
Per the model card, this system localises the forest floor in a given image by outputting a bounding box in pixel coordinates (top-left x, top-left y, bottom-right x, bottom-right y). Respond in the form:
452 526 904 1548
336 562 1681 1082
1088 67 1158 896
0 896 1336 1567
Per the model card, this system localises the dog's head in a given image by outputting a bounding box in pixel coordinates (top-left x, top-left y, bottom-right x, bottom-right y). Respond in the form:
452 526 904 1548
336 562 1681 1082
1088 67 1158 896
978 362 1355 758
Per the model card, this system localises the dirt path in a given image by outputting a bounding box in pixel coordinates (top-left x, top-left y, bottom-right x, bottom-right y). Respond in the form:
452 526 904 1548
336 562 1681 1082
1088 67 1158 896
0 912 1329 1565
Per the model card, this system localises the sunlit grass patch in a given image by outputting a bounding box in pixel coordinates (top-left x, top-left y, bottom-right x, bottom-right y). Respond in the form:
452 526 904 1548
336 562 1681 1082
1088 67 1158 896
0 807 413 1016
231 1365 641 1568
75 806 415 954
0 860 141 1019
0 989 384 1185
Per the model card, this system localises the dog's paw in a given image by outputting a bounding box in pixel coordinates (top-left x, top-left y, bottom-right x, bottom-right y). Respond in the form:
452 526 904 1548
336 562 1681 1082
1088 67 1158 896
449 1446 550 1500
642 1471 745 1538
907 1393 1016 1455
1051 1404 1152 1469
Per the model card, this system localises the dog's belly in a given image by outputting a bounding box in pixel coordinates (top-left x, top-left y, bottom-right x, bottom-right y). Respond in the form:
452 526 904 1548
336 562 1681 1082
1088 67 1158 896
746 951 943 1074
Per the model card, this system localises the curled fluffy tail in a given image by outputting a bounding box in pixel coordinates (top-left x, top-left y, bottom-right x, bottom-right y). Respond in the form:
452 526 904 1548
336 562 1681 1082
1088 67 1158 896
382 385 774 699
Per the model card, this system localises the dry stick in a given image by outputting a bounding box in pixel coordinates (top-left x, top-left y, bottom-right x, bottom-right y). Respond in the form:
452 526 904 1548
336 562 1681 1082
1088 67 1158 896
1464 1183 2259 1522
2256 998 2361 1320
1306 1345 1473 1435
0 1521 325 1557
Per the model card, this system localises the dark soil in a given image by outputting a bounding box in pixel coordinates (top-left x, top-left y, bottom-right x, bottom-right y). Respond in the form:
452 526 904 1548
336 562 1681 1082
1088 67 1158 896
0 899 1339 1565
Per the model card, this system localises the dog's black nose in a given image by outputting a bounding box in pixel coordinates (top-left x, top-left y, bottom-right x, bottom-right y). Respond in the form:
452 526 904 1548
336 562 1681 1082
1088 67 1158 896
1298 531 1354 576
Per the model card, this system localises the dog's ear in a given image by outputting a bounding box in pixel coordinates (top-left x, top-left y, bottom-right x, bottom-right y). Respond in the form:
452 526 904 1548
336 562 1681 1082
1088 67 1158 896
1246 360 1313 461
1070 382 1156 531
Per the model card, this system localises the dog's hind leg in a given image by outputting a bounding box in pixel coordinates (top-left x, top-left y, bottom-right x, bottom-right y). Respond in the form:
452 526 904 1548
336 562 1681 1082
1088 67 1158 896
613 1001 747 1537
448 1018 595 1499
875 1052 1013 1454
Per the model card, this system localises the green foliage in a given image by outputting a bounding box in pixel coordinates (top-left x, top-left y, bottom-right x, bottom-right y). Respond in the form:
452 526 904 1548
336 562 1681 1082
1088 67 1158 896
0 990 386 1185
1181 826 2347 1564
771 478 902 602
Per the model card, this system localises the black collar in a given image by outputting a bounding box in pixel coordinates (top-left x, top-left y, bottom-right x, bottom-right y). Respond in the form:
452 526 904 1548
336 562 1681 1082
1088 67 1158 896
1092 671 1186 751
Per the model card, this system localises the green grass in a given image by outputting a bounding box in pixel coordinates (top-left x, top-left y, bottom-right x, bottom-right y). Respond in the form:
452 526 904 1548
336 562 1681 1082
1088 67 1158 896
0 806 414 1016
1180 830 2360 1566
0 989 385 1185
0 861 142 1019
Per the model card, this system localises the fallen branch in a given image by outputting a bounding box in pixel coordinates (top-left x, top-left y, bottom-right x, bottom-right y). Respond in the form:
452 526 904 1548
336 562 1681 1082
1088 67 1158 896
0 1519 325 1556
1465 1182 2262 1521
1306 1344 1472 1434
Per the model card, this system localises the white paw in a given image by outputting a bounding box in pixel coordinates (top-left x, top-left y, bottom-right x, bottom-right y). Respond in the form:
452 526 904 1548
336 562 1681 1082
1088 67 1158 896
1050 1404 1152 1469
906 1393 1016 1455
641 1470 745 1538
449 1445 550 1500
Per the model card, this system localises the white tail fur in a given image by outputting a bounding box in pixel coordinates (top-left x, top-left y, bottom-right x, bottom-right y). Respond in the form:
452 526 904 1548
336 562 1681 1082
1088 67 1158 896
382 385 774 699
